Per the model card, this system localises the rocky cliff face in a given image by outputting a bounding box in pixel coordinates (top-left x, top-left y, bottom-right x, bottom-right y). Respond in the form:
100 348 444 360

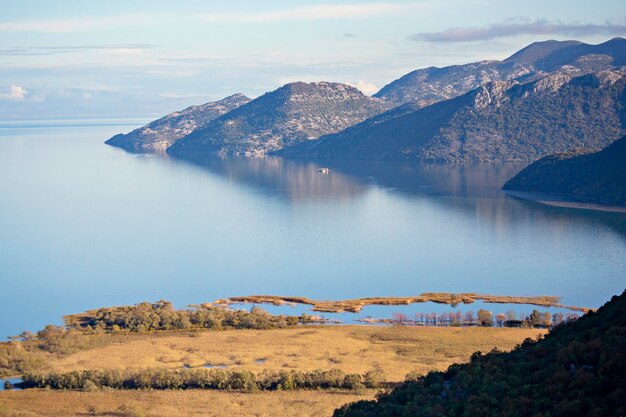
105 94 251 153
375 37 626 107
281 70 626 162
167 82 389 157
503 135 626 206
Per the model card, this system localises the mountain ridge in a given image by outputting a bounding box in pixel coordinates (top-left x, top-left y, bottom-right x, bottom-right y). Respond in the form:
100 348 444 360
167 81 389 157
374 37 626 107
105 93 251 153
280 69 626 162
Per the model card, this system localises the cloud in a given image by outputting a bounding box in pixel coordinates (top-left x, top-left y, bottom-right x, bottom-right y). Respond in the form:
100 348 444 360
0 14 168 33
411 19 626 43
195 4 425 23
0 85 28 100
0 44 158 56
349 80 379 95
0 4 426 32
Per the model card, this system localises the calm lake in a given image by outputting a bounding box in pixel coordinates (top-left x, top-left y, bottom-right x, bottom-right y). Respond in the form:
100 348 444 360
1 119 625 338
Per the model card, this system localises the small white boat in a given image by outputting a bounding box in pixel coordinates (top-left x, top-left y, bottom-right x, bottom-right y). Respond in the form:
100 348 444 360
317 167 330 174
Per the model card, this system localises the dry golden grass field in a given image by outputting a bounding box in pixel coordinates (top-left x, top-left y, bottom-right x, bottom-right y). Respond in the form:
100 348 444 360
45 326 545 380
0 389 373 417
1 325 546 416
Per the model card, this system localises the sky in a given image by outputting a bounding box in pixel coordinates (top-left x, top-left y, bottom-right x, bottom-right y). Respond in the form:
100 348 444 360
1 0 625 119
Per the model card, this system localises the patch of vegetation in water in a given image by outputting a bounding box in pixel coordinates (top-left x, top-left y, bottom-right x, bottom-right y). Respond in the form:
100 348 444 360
63 301 314 332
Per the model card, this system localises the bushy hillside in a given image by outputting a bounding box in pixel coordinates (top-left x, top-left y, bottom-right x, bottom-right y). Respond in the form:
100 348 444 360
503 135 626 206
334 290 626 417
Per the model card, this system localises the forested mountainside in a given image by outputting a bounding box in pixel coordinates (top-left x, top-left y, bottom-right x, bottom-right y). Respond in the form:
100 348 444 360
503 135 626 206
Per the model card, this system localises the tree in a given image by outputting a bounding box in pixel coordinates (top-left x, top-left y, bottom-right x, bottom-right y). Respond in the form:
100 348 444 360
552 312 564 326
495 313 506 327
37 325 65 340
392 313 408 325
19 331 35 341
477 309 493 327
451 311 463 326
528 310 542 327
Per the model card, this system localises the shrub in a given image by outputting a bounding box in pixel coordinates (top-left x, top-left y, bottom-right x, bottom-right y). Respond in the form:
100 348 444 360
82 379 99 392
477 309 493 326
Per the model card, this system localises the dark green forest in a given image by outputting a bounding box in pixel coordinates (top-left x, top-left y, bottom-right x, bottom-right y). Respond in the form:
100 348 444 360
504 135 626 206
334 290 626 417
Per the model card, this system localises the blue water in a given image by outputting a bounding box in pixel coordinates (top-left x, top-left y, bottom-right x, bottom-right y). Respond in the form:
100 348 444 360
0 378 22 390
0 119 625 338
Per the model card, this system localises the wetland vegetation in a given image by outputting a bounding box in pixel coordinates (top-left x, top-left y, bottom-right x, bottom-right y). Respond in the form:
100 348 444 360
215 293 591 313
0 297 594 416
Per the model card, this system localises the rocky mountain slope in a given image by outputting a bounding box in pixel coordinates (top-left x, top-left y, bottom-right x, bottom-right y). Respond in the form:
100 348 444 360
334 290 626 417
507 37 626 71
167 82 389 157
105 94 251 153
375 37 626 107
503 135 626 206
281 70 626 162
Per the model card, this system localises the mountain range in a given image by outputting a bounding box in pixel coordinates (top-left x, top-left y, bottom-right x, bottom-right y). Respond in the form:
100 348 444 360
282 69 626 162
375 37 626 107
105 93 251 153
166 82 388 157
503 135 626 206
106 37 626 165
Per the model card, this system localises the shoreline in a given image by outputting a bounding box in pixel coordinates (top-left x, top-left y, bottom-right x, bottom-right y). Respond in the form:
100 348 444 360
503 190 626 213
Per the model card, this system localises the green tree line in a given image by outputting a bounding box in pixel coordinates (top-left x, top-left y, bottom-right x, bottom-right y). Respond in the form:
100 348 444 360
62 301 311 333
20 368 384 392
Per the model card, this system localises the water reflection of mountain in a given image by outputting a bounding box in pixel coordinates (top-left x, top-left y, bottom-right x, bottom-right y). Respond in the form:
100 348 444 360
312 159 625 239
318 160 528 198
169 154 367 201
171 154 626 239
